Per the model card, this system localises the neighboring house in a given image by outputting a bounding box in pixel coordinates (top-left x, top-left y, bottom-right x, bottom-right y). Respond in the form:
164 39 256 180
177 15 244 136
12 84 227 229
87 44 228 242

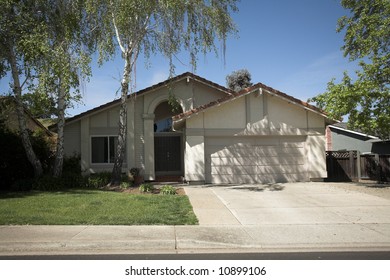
0 96 53 138
61 72 334 184
326 123 390 154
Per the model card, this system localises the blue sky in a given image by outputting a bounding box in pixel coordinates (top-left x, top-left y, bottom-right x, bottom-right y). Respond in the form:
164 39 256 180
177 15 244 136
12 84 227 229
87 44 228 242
1 0 360 117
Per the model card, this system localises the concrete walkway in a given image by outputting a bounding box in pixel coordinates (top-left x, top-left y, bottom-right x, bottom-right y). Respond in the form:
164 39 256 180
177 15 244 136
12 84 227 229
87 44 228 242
1 183 390 256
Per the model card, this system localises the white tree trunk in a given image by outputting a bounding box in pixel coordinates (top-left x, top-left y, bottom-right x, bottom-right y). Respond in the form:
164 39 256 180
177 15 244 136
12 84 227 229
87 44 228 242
8 43 43 177
111 51 131 185
53 81 66 178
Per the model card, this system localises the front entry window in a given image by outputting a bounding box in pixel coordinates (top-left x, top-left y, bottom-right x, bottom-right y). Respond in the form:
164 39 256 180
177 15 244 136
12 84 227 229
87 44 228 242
154 117 173 132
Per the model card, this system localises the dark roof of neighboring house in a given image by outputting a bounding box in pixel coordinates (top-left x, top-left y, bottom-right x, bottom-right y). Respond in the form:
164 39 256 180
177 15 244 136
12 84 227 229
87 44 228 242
328 123 379 140
59 72 234 128
173 81 332 122
0 96 53 137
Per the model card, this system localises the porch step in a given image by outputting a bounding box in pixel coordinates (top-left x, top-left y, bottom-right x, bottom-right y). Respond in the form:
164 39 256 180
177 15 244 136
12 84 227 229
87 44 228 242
155 175 183 183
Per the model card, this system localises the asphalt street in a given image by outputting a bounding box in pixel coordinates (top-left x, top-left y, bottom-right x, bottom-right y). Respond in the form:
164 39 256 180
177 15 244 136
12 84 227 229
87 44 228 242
1 251 389 260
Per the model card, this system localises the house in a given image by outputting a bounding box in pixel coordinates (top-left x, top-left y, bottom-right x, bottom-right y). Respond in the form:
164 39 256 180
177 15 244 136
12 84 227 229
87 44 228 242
0 96 53 138
326 123 390 154
62 72 334 184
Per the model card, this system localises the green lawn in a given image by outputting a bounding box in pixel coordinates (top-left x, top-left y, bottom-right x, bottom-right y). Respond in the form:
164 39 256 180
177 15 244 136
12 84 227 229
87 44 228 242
0 190 198 225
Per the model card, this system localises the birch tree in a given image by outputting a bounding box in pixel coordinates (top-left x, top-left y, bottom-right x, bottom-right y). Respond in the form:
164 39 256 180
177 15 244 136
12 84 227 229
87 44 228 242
87 0 238 185
38 0 93 177
1 0 94 178
0 0 47 177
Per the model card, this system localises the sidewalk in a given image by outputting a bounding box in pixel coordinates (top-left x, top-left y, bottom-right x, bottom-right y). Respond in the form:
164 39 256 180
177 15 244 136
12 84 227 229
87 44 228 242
1 184 390 256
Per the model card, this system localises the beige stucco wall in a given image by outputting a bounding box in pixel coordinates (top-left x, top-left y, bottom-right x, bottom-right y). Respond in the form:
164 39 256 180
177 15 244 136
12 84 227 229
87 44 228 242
185 136 205 181
204 97 246 129
63 121 81 156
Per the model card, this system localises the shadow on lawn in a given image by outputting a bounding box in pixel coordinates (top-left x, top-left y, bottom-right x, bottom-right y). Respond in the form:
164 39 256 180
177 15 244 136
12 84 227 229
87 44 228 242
0 189 102 199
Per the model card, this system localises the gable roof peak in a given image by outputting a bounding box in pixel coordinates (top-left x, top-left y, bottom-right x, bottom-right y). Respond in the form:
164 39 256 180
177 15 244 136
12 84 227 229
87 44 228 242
58 71 233 127
173 81 334 123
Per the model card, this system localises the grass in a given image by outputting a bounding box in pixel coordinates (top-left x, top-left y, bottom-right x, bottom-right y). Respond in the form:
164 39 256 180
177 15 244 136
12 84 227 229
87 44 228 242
0 189 198 225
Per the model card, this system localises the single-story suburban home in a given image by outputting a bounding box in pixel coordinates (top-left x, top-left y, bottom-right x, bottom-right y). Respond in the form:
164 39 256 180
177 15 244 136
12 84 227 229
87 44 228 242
326 123 390 154
62 72 334 184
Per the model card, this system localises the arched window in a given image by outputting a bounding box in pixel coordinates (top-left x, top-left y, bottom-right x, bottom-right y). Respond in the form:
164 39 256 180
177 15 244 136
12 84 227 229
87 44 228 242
154 101 182 133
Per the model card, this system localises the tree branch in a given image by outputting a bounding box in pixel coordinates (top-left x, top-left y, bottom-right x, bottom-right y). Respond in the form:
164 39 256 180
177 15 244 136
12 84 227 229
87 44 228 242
110 1 126 54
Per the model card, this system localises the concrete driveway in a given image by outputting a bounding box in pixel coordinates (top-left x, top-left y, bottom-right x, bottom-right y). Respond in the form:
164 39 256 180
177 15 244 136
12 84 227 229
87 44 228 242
184 182 390 250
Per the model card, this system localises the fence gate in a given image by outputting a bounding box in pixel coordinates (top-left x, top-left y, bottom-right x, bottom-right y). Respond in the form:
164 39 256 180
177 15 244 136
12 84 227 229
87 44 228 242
326 151 390 182
326 151 358 182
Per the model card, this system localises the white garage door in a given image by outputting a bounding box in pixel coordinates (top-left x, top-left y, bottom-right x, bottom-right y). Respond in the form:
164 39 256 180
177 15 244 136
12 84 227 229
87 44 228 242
205 136 308 184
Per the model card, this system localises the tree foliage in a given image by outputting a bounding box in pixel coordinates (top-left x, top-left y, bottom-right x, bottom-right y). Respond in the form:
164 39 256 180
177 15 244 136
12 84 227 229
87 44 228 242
1 0 95 177
37 0 94 177
86 0 239 184
226 69 253 92
0 0 49 176
309 0 390 139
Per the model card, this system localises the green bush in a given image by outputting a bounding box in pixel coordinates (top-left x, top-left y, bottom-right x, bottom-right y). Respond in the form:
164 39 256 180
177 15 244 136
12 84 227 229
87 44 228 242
62 154 81 174
11 179 35 192
0 121 53 191
61 172 86 189
86 172 112 189
160 185 177 195
32 175 64 191
139 183 155 193
120 181 131 189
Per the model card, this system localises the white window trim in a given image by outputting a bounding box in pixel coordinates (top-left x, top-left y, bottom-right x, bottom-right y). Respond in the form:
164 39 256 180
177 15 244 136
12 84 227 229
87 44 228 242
90 135 120 165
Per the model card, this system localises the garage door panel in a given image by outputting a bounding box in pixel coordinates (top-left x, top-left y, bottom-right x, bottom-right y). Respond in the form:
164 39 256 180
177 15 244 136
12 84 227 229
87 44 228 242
211 157 259 166
211 174 258 184
279 147 304 155
206 136 308 184
211 156 299 166
278 157 306 165
212 165 257 175
257 165 305 174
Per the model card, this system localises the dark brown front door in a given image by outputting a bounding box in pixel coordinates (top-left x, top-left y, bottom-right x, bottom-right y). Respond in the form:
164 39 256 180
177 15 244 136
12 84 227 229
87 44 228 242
154 134 183 175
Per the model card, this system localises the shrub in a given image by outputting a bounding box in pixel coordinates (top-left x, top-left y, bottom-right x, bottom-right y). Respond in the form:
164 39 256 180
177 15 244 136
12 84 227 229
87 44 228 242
32 175 64 191
0 121 53 191
62 154 81 174
160 185 176 195
120 181 131 189
60 172 86 189
86 172 112 189
139 183 155 193
11 179 35 192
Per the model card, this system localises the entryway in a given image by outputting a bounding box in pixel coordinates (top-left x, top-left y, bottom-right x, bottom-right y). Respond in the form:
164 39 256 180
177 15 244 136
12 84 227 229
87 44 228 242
154 101 184 181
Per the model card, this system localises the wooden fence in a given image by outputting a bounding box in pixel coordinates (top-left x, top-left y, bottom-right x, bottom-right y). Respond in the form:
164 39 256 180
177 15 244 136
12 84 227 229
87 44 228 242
326 151 390 182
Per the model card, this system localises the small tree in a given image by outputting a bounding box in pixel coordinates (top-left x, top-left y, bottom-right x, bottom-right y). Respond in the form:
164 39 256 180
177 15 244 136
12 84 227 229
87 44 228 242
226 69 253 92
87 0 239 185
